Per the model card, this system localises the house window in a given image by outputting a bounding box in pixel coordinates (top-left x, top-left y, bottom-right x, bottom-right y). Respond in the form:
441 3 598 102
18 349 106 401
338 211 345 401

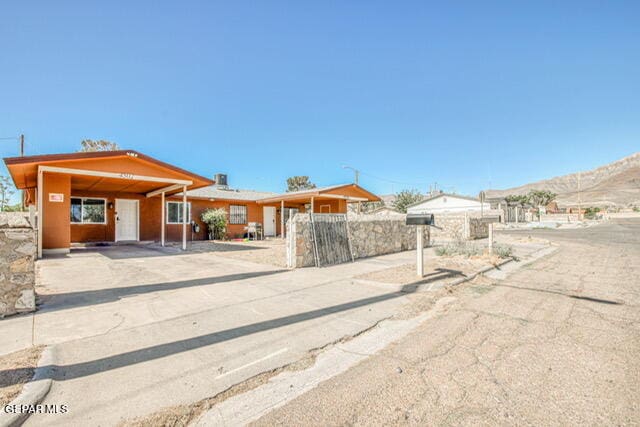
70 198 106 224
166 202 191 224
320 205 331 213
229 205 247 224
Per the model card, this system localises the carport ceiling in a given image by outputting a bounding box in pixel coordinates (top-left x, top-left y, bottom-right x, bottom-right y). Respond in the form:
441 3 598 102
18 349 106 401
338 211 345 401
71 175 184 195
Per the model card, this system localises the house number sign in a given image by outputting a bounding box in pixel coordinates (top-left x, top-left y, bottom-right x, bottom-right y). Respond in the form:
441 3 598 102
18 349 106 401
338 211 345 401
49 193 64 202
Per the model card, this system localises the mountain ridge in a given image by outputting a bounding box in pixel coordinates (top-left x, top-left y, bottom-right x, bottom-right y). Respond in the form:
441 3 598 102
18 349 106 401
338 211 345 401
485 152 640 207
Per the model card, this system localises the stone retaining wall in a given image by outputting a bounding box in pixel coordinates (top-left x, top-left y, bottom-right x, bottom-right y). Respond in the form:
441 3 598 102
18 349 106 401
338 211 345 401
287 214 429 268
0 213 36 317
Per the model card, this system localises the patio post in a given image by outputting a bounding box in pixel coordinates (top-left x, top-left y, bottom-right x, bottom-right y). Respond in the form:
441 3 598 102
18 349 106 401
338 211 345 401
182 186 187 250
37 167 43 259
281 200 285 239
161 191 165 247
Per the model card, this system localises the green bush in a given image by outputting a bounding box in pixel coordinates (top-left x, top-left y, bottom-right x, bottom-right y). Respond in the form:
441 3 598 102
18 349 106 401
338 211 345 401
201 208 228 240
493 244 513 258
435 242 513 259
583 206 601 220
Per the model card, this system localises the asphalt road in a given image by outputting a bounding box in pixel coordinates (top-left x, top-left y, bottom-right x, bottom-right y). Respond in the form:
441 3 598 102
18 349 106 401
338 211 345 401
253 219 640 426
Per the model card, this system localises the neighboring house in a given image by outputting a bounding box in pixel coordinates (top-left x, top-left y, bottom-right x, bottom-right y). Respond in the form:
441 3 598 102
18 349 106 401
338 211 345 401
407 193 490 215
3 150 380 258
369 206 401 216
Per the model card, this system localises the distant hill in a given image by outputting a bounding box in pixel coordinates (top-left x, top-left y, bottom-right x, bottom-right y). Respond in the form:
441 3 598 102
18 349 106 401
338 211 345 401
485 152 640 207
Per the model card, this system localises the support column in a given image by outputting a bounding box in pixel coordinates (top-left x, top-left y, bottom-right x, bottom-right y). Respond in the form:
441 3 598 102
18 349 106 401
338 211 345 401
182 186 187 250
37 168 43 259
161 192 165 247
310 196 314 213
416 225 424 277
281 200 285 239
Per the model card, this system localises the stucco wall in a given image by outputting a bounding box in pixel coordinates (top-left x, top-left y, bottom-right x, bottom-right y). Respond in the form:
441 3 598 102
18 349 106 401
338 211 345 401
287 214 430 268
0 213 36 318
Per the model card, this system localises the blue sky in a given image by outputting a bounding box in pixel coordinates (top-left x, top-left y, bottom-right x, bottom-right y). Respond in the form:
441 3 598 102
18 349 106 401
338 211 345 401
1 1 639 201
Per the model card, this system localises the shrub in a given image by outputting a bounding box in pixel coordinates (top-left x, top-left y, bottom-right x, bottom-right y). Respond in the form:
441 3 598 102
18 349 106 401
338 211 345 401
201 208 228 240
492 244 513 259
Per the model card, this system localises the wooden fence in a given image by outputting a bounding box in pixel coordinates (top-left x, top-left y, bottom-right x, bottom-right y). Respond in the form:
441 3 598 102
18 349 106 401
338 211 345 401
309 213 353 267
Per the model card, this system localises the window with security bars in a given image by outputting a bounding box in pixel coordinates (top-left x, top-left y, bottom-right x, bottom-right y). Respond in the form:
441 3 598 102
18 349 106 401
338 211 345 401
229 205 247 224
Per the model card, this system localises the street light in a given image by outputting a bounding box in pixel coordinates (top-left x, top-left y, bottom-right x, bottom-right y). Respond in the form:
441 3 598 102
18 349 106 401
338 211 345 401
341 165 359 185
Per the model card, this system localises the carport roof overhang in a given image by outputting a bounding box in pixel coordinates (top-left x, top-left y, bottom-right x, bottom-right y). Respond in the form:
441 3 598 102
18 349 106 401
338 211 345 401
4 150 214 197
256 184 381 205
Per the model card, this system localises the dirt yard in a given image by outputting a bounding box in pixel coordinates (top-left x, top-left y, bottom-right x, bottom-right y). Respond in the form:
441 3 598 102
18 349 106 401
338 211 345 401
0 345 43 406
182 238 287 267
356 253 500 286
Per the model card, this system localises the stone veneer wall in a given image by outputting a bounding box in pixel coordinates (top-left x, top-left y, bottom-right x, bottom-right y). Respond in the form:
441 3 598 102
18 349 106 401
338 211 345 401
431 213 500 242
287 214 429 268
0 213 36 317
430 215 467 242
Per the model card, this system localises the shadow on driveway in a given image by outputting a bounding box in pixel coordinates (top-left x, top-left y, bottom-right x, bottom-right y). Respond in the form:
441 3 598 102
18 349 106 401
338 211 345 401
38 270 287 313
0 284 420 386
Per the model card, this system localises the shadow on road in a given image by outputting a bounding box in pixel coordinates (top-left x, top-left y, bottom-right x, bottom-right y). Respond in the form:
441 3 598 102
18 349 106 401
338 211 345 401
492 283 623 305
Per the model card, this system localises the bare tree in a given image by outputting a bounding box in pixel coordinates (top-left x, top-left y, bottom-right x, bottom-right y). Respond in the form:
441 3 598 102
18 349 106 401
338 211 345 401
79 139 121 152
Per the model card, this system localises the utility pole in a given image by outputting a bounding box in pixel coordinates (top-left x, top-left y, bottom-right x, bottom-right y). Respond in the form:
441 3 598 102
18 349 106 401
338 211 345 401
578 171 582 221
342 165 361 213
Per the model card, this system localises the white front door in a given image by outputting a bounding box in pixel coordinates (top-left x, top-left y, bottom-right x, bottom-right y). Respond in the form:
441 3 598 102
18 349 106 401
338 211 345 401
115 199 139 241
263 206 276 237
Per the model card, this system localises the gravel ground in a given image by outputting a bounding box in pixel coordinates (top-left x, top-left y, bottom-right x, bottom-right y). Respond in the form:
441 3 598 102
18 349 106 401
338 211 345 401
252 219 640 426
356 255 498 286
0 345 43 406
178 239 287 268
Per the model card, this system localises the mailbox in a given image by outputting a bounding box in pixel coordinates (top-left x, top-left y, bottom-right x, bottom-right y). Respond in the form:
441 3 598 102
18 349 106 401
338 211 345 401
406 213 434 226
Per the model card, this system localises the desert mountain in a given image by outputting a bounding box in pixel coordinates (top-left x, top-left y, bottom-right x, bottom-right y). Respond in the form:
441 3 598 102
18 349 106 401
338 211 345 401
485 152 640 207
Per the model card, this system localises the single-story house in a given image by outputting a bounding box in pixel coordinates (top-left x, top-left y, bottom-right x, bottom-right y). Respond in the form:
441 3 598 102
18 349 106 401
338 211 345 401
4 150 380 258
407 193 491 215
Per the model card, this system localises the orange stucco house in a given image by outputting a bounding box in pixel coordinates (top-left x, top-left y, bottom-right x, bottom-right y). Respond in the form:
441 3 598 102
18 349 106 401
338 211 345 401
4 150 380 258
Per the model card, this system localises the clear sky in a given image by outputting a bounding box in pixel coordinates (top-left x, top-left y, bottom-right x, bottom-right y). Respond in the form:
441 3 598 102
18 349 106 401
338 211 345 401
1 1 639 201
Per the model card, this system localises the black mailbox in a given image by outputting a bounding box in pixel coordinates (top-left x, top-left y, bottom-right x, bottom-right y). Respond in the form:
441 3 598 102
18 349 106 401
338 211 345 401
406 213 434 226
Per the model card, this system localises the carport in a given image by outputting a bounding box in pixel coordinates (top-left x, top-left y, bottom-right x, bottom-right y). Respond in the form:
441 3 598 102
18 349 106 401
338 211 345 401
256 184 381 238
4 150 213 258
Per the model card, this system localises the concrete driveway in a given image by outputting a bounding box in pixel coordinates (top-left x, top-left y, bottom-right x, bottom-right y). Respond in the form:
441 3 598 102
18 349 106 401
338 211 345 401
0 244 429 426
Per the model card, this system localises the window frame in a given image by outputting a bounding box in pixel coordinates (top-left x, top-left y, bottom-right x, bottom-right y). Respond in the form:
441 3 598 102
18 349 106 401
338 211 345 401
229 204 248 225
166 201 192 224
70 197 108 225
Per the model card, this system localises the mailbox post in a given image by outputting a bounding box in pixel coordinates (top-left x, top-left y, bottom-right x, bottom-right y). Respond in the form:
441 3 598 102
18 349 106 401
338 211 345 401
406 213 435 277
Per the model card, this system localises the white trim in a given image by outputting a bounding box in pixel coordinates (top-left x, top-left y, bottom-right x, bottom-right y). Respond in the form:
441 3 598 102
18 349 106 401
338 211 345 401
166 201 191 224
147 184 184 198
38 165 193 186
70 197 108 225
115 199 140 242
319 204 331 213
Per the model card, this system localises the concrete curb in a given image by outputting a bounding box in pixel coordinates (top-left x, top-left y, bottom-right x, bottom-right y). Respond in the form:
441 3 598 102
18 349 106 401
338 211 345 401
440 244 559 289
0 346 55 427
